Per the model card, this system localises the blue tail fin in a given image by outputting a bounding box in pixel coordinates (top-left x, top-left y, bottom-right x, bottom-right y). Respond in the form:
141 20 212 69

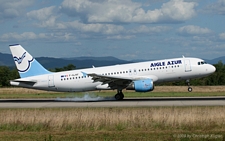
9 44 51 78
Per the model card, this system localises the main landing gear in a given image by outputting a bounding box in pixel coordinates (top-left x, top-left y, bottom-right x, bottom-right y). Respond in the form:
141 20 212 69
115 90 124 100
186 80 192 92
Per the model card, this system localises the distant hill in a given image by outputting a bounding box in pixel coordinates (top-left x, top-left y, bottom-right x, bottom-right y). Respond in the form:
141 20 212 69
37 56 132 69
204 56 225 64
0 52 13 66
64 56 122 61
0 52 224 69
0 52 132 69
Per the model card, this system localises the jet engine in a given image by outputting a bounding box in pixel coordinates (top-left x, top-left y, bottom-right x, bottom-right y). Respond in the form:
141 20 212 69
126 79 154 92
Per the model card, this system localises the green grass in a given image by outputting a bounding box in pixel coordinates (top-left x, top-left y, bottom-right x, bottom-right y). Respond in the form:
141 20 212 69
0 131 224 141
0 107 225 140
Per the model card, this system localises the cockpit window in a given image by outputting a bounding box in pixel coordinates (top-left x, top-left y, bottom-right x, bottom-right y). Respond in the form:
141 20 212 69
198 61 207 65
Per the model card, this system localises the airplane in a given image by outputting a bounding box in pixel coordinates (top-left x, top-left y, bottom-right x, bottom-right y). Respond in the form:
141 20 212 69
9 44 216 100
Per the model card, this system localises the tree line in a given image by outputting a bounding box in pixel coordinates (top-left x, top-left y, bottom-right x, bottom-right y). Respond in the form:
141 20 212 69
0 62 224 87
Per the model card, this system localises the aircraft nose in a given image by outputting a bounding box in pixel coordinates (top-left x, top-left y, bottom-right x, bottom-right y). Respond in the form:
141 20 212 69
210 65 216 73
212 65 216 72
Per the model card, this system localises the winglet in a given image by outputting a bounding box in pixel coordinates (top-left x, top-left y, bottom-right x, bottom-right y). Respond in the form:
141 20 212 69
81 71 88 77
9 44 51 78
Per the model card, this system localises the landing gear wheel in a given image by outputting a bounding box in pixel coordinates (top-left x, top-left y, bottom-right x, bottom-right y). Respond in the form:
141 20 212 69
186 79 192 92
121 93 124 99
188 87 192 92
115 92 124 100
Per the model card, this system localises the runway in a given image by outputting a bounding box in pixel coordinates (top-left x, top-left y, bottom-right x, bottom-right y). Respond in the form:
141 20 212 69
0 97 225 108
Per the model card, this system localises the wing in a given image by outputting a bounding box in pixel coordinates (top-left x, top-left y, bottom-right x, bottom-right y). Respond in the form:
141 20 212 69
88 73 158 90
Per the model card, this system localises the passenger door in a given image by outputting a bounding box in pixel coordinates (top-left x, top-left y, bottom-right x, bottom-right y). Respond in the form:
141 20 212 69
184 59 192 72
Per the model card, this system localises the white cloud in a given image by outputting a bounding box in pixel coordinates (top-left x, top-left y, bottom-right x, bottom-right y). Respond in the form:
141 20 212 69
66 21 124 34
27 6 56 21
0 32 37 41
0 0 33 21
60 0 197 23
60 0 140 22
177 25 212 36
128 25 171 34
26 6 62 28
0 32 76 42
107 35 135 40
219 33 225 40
133 0 197 23
203 0 225 15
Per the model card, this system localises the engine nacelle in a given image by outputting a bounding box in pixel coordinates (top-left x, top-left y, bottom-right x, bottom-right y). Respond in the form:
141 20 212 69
126 79 154 92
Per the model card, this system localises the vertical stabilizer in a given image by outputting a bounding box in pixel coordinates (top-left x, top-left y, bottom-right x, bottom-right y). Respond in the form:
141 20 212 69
9 44 51 78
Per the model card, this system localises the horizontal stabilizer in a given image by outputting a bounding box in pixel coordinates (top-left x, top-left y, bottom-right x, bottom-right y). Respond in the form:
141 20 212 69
10 79 37 86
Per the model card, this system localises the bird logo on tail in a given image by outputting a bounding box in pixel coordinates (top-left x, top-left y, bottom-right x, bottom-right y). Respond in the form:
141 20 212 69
13 52 26 64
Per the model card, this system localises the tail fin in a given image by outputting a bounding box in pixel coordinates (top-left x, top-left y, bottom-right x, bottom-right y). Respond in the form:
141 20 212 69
9 44 51 78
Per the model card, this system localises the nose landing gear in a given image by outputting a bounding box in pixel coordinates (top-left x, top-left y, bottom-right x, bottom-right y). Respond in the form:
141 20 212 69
186 80 192 92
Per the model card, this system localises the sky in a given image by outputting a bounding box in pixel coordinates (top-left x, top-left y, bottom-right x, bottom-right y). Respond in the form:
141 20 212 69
0 0 225 61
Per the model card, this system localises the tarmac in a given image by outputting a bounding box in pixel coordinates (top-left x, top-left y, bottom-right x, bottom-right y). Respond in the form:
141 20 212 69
0 97 225 108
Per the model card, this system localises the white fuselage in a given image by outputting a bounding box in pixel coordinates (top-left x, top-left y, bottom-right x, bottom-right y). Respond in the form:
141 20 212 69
11 57 215 92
